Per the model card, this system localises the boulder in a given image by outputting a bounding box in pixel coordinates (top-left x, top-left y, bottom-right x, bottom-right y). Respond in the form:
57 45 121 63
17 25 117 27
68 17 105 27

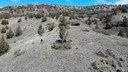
71 20 80 26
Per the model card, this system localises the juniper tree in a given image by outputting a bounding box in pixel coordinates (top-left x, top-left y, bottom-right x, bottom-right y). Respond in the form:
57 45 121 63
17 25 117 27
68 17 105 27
104 23 112 29
1 27 6 33
48 23 54 31
95 22 99 29
6 29 14 39
103 14 112 24
121 17 128 27
88 17 92 25
18 18 22 23
59 16 66 26
41 16 47 23
25 17 27 20
59 26 68 43
118 30 125 37
35 13 43 19
59 16 69 26
5 25 9 30
15 25 22 37
38 24 44 36
0 35 9 56
1 19 9 25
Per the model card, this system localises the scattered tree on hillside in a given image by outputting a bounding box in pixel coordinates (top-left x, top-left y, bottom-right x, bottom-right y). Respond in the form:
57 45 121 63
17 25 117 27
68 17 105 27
59 16 69 26
41 16 47 23
95 22 99 29
48 23 54 31
1 20 9 25
118 30 125 37
6 29 14 39
5 25 9 30
104 23 112 29
15 25 23 37
0 35 9 56
25 17 27 20
1 27 6 33
18 18 22 23
35 13 43 19
118 5 128 13
121 17 128 27
103 14 112 24
38 24 44 36
59 26 68 43
87 15 92 25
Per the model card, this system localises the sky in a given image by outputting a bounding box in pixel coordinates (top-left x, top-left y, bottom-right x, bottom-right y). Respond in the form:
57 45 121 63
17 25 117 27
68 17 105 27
0 0 128 8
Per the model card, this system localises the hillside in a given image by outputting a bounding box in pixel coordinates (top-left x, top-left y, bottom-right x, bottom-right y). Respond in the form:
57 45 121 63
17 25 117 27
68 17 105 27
0 4 128 72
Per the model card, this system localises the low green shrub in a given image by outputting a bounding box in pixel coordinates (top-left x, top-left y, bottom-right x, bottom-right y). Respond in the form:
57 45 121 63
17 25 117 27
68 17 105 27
48 23 54 31
51 41 71 50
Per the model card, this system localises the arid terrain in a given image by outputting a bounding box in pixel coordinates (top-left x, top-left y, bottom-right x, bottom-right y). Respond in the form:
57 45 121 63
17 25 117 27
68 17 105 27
0 4 128 72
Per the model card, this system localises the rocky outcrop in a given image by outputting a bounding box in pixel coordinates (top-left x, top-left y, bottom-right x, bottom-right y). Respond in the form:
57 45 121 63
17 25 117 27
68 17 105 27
90 49 128 72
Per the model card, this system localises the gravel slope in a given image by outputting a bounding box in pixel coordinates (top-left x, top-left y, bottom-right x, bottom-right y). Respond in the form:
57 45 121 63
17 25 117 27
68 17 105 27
0 17 128 72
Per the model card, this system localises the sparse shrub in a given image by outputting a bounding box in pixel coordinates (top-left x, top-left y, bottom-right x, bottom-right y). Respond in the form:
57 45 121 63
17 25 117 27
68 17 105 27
65 20 70 25
51 17 71 50
59 16 66 25
35 13 43 19
87 17 92 25
38 24 44 36
121 17 128 27
118 5 128 13
25 17 27 20
0 36 9 56
0 14 11 19
50 13 60 19
111 20 122 27
59 26 68 43
41 16 47 22
13 49 25 58
92 28 101 33
18 18 22 23
93 29 111 36
48 23 54 31
6 29 14 39
103 14 112 23
101 31 111 36
51 41 71 50
5 25 9 30
59 16 69 26
55 13 60 19
95 23 99 29
27 14 34 18
14 41 16 43
104 23 112 29
118 30 124 37
1 20 9 25
1 27 6 33
15 25 22 37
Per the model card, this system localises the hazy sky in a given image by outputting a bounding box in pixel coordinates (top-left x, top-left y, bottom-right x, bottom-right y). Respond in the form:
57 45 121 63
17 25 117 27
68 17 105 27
0 0 128 7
